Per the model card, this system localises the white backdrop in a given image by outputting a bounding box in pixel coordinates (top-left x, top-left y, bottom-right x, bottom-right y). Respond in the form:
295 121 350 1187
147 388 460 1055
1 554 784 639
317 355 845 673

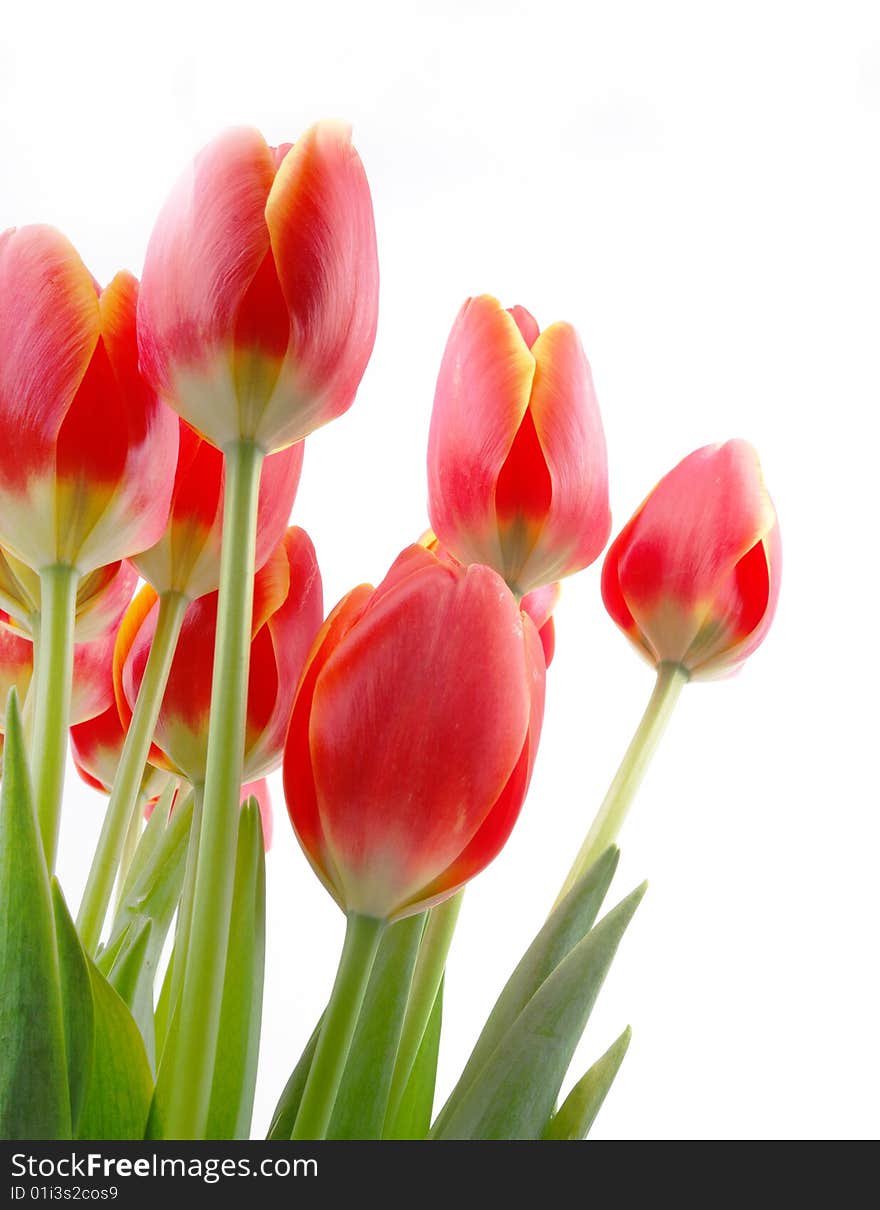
2 0 878 1140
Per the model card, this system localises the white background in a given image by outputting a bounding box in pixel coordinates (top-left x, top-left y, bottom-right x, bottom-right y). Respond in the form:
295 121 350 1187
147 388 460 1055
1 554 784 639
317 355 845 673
2 0 878 1140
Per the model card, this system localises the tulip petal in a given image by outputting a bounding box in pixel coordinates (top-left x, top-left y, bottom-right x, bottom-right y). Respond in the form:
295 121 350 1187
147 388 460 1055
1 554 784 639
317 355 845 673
309 560 532 918
521 321 611 589
428 295 536 572
262 121 380 448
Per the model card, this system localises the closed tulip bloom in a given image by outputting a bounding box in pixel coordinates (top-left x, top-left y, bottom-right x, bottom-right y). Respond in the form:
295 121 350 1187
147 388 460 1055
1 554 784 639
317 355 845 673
0 226 178 574
116 527 322 786
70 698 168 800
601 440 781 679
0 626 116 730
0 550 137 642
138 122 379 454
284 543 546 922
428 295 611 596
132 420 303 599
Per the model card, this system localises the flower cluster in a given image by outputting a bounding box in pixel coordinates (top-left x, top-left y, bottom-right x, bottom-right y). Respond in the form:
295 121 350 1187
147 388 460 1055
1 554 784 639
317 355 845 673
0 120 780 1145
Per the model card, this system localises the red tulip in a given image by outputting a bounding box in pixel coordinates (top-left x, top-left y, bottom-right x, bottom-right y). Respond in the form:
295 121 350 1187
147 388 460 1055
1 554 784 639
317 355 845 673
0 226 178 574
138 123 379 454
132 419 303 598
0 550 137 643
283 543 546 921
601 440 781 679
427 295 610 596
70 698 168 801
0 626 116 731
116 527 322 786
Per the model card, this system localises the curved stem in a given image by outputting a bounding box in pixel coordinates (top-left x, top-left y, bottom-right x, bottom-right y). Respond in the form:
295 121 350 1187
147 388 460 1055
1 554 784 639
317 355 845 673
77 589 187 953
164 439 264 1138
554 661 688 907
383 891 463 1133
32 563 79 870
291 913 385 1141
112 793 145 919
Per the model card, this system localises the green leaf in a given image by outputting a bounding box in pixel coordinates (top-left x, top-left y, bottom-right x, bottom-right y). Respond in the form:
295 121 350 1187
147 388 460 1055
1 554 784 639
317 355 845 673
76 956 154 1139
104 916 155 1063
115 779 178 907
432 881 645 1139
432 845 619 1134
265 1018 322 1141
154 946 175 1059
327 911 426 1139
543 1025 631 1139
51 881 95 1135
384 978 443 1140
205 800 266 1139
0 689 71 1138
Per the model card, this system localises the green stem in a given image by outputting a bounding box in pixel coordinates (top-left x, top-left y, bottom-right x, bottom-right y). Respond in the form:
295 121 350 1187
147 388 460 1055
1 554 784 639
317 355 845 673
168 785 203 1021
32 563 79 870
112 793 145 919
164 439 264 1138
383 891 463 1133
76 590 187 952
554 660 688 907
291 913 385 1140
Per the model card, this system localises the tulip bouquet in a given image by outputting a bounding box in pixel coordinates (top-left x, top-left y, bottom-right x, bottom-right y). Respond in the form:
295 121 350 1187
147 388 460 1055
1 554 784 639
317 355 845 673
0 121 780 1144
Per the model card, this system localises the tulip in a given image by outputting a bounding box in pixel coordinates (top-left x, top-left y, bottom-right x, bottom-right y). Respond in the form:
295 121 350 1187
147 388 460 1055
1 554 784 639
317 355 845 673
0 551 137 643
0 226 178 575
0 626 116 734
284 542 545 1139
0 224 178 867
285 542 545 914
556 440 781 903
427 295 610 596
116 527 322 788
601 440 781 680
132 419 303 600
71 699 168 802
138 122 379 455
137 123 376 1136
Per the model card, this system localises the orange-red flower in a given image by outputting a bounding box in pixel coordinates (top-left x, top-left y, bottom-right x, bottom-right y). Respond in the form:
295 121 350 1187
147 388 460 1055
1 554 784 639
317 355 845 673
116 528 322 785
283 543 546 921
0 626 116 732
132 420 303 599
0 226 178 573
601 440 781 679
138 123 379 454
428 295 610 595
70 697 168 801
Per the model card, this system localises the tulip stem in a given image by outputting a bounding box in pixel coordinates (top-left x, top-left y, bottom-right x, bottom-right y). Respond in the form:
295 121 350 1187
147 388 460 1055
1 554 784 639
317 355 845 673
291 912 385 1140
383 891 463 1134
112 794 145 919
554 660 688 907
165 438 264 1139
77 589 188 953
32 563 79 871
168 785 203 1020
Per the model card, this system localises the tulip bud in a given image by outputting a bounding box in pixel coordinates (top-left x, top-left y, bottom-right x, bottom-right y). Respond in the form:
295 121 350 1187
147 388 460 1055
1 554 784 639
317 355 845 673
131 419 303 599
283 543 546 921
0 626 116 731
0 548 137 643
0 226 179 574
428 295 610 596
601 440 781 679
116 527 323 786
138 123 379 454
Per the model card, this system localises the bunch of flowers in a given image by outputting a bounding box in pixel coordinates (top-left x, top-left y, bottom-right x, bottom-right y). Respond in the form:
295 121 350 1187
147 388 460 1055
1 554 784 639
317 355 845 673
0 122 780 1141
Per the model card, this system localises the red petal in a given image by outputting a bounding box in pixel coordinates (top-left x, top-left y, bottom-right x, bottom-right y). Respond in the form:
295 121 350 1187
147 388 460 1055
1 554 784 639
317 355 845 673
428 295 535 571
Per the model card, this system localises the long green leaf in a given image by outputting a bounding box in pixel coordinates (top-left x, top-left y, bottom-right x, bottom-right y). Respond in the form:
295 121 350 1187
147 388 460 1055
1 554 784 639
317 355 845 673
266 1018 322 1141
543 1025 631 1139
384 978 444 1140
76 956 153 1140
0 689 70 1138
104 916 155 1062
52 881 95 1135
432 845 619 1134
432 881 645 1139
205 800 266 1139
327 911 426 1139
